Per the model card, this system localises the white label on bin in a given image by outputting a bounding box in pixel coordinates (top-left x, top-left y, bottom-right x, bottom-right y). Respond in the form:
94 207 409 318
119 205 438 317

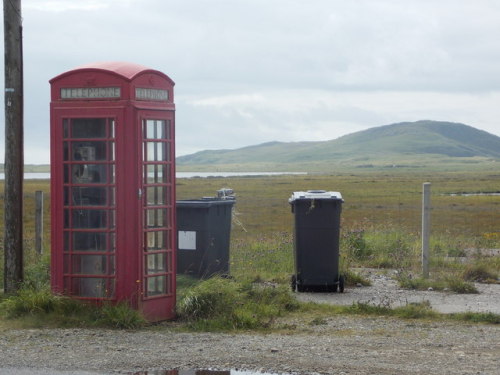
179 231 196 250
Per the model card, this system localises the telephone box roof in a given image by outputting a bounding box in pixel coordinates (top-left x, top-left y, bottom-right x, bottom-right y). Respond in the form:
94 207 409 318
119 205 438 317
50 61 174 84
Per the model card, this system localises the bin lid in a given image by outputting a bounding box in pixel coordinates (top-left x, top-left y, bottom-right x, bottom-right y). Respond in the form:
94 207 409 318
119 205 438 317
176 199 236 208
289 190 342 202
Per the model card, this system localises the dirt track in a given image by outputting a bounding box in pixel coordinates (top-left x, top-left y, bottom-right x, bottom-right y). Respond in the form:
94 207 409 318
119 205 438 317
0 317 499 375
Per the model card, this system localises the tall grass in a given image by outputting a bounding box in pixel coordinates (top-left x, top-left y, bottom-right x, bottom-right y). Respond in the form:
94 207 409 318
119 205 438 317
230 232 294 283
1 172 499 328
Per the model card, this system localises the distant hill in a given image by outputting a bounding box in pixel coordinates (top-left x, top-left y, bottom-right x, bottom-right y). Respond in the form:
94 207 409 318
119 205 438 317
176 120 500 171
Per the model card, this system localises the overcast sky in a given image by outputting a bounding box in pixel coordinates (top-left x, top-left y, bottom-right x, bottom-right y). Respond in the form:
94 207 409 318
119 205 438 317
2 0 500 164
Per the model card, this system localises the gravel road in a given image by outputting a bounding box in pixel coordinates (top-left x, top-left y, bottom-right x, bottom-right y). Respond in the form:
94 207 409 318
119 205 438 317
1 272 499 375
1 317 499 375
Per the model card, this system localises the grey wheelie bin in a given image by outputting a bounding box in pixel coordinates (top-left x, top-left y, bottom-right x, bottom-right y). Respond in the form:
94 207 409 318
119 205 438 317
176 198 235 278
289 190 344 292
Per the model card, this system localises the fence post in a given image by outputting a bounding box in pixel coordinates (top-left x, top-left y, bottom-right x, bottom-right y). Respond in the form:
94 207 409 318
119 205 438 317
422 182 431 278
35 191 43 254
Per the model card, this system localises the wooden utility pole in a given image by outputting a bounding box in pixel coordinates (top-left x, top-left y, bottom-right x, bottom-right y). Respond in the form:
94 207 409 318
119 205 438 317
3 0 24 293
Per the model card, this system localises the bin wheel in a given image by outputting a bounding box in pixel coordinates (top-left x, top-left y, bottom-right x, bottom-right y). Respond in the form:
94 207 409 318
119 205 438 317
339 275 345 293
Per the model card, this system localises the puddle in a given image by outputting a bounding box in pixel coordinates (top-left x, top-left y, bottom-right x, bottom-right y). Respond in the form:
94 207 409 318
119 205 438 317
446 192 500 196
1 369 295 375
130 370 286 375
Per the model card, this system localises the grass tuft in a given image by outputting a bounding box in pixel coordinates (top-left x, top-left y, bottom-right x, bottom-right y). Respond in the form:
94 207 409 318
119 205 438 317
0 286 146 329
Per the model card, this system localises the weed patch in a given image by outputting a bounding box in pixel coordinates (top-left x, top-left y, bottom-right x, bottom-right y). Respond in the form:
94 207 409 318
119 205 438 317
397 274 478 294
462 262 499 283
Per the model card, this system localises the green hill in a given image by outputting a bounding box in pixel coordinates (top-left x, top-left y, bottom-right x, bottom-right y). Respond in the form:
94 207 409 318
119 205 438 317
176 120 500 171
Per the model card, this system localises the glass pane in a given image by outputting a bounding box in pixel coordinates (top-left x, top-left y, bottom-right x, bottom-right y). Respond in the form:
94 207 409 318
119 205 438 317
146 142 155 161
64 255 70 273
73 232 107 251
146 253 166 274
64 231 70 252
71 187 107 206
108 256 115 275
110 142 115 161
72 118 106 138
156 142 164 161
146 120 155 139
72 254 107 275
64 187 69 206
146 209 155 227
164 142 170 162
63 119 69 138
71 164 107 184
147 275 166 296
157 165 165 183
156 120 165 139
146 186 165 205
72 277 110 298
110 233 116 252
64 209 70 228
71 141 107 161
64 165 69 183
72 209 107 229
146 231 165 251
165 120 171 140
63 142 69 161
146 209 166 228
110 120 115 138
146 187 155 205
157 186 165 204
145 165 155 183
109 165 115 184
110 187 115 206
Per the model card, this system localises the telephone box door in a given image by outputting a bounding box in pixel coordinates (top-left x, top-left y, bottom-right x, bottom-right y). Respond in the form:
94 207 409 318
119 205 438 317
138 113 176 318
51 111 121 300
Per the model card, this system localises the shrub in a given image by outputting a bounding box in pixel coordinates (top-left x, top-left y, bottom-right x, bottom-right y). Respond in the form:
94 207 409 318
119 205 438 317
177 277 241 321
177 277 298 331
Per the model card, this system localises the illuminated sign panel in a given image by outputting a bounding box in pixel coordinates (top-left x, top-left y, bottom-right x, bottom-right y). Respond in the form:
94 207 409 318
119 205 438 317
135 87 169 101
61 87 121 99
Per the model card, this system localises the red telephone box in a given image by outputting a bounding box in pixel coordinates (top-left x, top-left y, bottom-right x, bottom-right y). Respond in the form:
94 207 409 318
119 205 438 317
50 62 176 321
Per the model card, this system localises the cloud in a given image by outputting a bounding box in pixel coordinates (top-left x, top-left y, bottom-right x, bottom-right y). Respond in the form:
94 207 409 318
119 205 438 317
176 89 500 155
1 0 500 163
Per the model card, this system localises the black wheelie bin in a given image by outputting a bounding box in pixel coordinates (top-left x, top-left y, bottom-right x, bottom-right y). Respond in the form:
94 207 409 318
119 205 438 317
176 197 235 278
289 190 344 292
